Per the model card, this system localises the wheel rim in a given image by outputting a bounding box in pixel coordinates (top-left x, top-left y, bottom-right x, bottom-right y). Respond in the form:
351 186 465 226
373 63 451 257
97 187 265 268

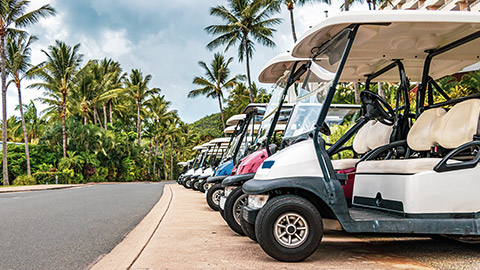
273 212 309 248
233 194 248 225
186 180 191 187
194 181 199 189
212 190 223 206
203 183 208 191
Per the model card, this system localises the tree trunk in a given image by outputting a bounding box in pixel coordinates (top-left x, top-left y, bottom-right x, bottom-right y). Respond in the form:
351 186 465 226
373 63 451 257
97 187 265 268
83 111 87 125
288 4 297 43
162 139 167 180
354 82 360 104
93 106 97 124
170 141 174 180
16 81 31 176
153 136 158 176
217 93 226 134
344 0 349 11
103 103 107 130
137 101 141 144
108 99 113 125
62 92 67 158
1 33 8 185
243 36 254 103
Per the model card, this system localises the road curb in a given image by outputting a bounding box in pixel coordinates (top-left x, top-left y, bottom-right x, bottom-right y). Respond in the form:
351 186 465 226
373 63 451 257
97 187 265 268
0 184 82 194
90 184 173 270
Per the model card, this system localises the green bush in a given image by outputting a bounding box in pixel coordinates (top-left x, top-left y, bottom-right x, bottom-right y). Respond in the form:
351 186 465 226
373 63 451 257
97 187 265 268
13 175 36 186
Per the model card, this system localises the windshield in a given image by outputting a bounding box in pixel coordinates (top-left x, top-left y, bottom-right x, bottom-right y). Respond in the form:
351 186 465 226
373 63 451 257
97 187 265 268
283 78 331 140
255 75 290 146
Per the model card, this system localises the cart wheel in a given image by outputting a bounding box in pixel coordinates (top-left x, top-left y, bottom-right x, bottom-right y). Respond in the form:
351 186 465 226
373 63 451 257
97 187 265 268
240 207 257 242
192 179 200 190
255 195 323 262
182 179 191 188
198 180 206 193
206 184 223 211
224 186 247 236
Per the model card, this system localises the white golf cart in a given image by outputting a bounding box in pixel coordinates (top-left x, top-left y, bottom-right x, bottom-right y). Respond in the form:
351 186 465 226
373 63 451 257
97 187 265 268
243 11 480 262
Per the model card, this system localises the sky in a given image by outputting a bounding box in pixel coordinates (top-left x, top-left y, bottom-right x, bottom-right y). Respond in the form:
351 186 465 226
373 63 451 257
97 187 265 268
13 0 368 123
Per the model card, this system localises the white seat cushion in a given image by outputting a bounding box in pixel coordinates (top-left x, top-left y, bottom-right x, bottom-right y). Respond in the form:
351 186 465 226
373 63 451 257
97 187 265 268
332 159 359 170
356 158 444 174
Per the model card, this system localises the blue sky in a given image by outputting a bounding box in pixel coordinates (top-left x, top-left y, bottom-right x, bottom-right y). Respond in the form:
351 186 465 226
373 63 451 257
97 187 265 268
14 0 365 123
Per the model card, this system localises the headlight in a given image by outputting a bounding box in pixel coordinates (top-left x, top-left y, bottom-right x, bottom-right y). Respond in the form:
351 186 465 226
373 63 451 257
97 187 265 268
248 195 269 209
224 186 235 197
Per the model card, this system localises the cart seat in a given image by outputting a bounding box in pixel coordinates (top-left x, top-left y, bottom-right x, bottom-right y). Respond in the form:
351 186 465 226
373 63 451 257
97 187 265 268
357 99 480 175
331 120 393 171
356 158 443 174
332 158 360 170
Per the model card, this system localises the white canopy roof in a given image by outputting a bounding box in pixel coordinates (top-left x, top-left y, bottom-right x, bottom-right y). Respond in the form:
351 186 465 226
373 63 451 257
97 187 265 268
292 11 480 82
192 145 203 150
258 52 334 83
226 114 246 126
242 103 267 114
224 125 237 134
209 137 231 144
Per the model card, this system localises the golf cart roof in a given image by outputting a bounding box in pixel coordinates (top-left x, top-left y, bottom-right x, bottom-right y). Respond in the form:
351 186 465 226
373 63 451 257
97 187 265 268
192 145 204 150
177 162 188 166
226 114 246 125
292 11 480 82
258 52 334 83
209 137 231 144
242 103 267 114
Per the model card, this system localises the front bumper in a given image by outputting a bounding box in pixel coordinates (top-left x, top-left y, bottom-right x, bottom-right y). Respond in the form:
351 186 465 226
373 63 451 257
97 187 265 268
207 175 228 184
242 205 260 224
222 173 255 187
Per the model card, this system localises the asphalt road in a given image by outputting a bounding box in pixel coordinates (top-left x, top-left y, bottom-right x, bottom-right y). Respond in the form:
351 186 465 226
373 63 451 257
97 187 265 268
0 182 166 270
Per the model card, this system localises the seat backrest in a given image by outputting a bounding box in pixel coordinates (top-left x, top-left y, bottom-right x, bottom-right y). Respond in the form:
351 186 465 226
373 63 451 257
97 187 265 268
407 108 446 151
353 120 393 154
407 99 480 151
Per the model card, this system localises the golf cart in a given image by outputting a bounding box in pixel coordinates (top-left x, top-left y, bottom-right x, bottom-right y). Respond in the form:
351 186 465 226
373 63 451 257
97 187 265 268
180 145 205 187
176 159 193 184
206 104 266 211
183 142 214 188
194 137 231 192
242 11 480 262
218 53 322 236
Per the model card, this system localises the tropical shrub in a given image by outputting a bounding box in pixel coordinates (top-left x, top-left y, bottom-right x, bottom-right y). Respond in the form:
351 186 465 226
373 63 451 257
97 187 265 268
13 175 36 185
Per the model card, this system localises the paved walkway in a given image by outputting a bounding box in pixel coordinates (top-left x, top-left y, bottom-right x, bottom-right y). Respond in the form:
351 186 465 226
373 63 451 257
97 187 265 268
126 184 431 269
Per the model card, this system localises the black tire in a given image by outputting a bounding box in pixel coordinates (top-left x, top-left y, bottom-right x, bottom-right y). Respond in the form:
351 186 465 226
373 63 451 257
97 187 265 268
219 207 225 220
206 184 224 211
183 178 192 189
199 180 208 193
255 195 323 262
240 207 257 242
224 186 247 236
192 179 200 191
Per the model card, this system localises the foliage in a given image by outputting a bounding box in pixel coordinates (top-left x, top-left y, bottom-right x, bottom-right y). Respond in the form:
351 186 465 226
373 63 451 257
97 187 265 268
13 174 36 185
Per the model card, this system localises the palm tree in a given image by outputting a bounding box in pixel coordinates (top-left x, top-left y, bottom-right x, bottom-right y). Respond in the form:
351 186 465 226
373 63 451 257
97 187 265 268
0 0 55 185
30 40 83 158
188 53 243 132
145 95 175 177
125 69 159 144
17 100 45 144
205 0 281 103
271 0 330 43
5 32 36 176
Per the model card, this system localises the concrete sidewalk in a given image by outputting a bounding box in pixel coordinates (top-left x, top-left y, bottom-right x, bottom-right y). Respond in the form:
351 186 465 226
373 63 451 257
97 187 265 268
93 183 431 269
0 184 82 193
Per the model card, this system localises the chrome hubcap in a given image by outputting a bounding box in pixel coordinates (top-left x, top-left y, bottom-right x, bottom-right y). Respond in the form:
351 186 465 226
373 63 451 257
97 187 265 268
233 194 248 225
212 190 223 206
274 212 309 248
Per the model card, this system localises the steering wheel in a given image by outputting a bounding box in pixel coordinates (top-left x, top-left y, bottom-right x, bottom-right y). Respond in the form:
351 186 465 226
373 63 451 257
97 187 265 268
360 90 395 126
